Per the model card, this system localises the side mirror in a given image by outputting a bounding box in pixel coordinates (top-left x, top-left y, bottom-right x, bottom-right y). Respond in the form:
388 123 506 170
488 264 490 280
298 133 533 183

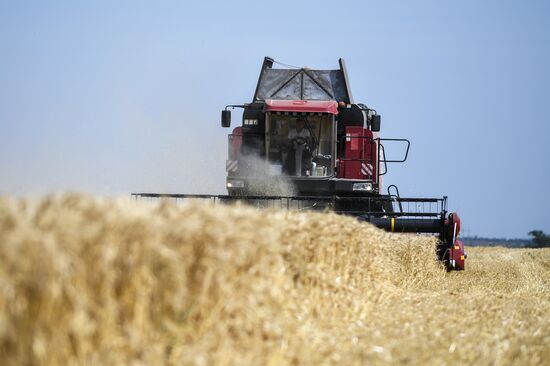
221 110 231 128
371 114 381 132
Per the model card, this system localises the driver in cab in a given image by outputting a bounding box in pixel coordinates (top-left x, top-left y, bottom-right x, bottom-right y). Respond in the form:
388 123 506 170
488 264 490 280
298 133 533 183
287 118 312 176
287 117 310 141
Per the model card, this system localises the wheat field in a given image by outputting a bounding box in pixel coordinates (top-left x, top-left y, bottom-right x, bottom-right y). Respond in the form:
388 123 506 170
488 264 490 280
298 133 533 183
0 194 548 365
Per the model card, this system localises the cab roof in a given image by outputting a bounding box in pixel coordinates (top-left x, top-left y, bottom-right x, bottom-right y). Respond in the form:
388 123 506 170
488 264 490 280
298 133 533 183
264 99 338 115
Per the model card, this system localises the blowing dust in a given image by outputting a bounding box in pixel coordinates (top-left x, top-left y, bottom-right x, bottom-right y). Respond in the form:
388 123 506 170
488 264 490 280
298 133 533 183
234 154 295 196
0 195 548 365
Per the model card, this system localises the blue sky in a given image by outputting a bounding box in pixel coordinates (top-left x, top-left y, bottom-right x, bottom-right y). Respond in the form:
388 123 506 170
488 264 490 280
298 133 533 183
1 0 549 237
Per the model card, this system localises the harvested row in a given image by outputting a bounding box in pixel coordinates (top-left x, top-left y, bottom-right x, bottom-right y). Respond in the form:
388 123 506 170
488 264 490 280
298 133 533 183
0 195 548 365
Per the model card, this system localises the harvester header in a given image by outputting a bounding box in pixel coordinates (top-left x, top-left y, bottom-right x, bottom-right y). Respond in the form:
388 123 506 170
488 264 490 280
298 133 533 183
133 57 466 270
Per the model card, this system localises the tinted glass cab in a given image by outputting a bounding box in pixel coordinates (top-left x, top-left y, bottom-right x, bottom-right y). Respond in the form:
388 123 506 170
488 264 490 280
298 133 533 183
265 112 335 177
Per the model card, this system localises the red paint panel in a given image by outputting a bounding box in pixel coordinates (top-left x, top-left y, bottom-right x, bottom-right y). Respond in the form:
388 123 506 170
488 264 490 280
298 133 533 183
229 127 242 159
264 99 338 115
339 127 377 181
451 239 466 270
447 213 465 270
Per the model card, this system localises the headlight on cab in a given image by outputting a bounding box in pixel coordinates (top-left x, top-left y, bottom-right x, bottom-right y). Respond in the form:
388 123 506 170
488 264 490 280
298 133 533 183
352 182 372 191
227 179 245 188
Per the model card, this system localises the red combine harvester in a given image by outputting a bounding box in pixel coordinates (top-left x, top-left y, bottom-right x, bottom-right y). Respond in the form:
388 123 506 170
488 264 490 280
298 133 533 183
133 57 466 270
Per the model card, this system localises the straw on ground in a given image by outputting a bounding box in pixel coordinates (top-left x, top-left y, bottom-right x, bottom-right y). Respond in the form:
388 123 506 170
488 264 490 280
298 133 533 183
0 194 548 365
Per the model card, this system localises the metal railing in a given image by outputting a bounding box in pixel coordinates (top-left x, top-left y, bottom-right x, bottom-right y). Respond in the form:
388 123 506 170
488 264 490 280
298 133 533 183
131 193 447 219
338 135 410 181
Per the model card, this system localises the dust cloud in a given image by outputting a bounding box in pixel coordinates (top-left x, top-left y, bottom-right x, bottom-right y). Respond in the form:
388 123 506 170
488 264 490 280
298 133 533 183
235 154 296 196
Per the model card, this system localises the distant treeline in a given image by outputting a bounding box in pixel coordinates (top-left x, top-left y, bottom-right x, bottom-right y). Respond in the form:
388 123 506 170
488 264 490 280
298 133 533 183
461 237 532 248
462 230 550 248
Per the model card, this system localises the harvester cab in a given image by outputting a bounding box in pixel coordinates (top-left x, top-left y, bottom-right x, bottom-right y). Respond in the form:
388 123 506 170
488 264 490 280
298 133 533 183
133 57 466 271
221 57 410 198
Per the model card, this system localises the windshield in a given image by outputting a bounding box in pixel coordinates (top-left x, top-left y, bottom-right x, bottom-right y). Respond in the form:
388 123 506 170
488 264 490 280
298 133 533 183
266 113 334 177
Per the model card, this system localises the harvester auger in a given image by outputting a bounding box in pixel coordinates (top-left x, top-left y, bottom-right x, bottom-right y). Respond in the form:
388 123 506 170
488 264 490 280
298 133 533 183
133 57 466 271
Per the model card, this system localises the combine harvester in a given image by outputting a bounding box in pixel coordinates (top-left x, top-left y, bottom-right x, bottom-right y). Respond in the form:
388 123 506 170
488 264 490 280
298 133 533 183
133 57 465 270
